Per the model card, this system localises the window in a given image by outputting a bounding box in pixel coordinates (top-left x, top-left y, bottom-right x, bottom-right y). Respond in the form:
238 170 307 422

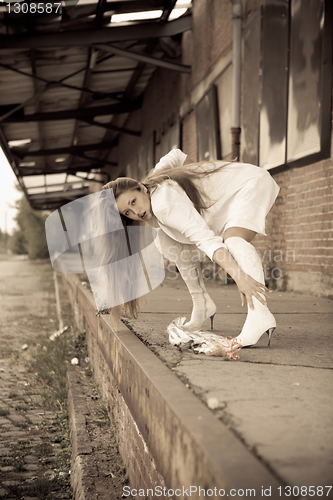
215 64 233 160
242 0 332 170
160 120 181 157
196 86 221 161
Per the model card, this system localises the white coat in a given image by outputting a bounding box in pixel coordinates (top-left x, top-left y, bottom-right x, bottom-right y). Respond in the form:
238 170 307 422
148 149 280 261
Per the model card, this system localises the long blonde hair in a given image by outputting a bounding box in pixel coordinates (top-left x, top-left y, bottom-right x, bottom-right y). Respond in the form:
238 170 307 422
143 160 229 214
99 159 230 324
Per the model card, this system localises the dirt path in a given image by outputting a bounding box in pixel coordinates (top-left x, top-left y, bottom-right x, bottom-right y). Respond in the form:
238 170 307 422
0 254 72 500
0 253 131 500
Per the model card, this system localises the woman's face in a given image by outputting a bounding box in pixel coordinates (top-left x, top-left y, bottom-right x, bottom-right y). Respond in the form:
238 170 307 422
116 184 153 221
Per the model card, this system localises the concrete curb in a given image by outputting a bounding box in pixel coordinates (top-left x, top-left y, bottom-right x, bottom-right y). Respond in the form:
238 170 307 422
64 273 285 499
67 365 98 500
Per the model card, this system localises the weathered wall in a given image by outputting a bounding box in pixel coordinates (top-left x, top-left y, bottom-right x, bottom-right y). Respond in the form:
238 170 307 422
112 0 333 296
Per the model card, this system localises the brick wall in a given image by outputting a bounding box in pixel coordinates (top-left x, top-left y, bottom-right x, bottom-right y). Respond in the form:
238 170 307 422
254 158 333 295
63 274 166 496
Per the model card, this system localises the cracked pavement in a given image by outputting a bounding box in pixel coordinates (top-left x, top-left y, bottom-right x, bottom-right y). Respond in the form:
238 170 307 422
125 268 333 489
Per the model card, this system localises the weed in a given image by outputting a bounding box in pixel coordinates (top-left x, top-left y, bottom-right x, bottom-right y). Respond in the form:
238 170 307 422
26 476 54 496
8 391 18 398
26 334 69 406
16 421 29 428
98 402 109 419
35 440 53 458
74 330 86 349
92 380 101 398
85 366 93 377
7 483 22 496
13 456 26 471
55 407 71 469
14 404 29 412
11 440 32 458
121 473 130 485
0 457 12 467
0 407 10 416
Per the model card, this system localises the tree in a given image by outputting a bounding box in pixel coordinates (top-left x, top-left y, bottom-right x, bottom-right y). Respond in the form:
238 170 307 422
10 196 50 259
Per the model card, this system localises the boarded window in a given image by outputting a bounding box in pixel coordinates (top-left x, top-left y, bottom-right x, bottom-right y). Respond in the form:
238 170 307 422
241 8 261 166
242 0 332 170
215 64 233 160
196 86 221 161
160 121 181 157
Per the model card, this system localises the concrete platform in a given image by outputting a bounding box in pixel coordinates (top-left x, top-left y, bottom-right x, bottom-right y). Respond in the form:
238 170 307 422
64 268 333 499
125 272 333 491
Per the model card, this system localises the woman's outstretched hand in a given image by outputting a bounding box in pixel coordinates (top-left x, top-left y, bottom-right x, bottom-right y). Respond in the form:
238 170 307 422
212 246 269 310
235 270 269 310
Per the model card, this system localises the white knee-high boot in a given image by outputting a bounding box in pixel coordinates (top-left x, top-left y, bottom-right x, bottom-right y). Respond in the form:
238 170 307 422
157 230 216 330
224 237 276 347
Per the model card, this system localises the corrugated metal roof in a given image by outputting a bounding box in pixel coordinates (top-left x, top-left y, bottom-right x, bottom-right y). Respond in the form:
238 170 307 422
0 1 192 209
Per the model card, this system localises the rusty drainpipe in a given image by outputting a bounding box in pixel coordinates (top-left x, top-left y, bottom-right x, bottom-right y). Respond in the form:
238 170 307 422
231 0 242 161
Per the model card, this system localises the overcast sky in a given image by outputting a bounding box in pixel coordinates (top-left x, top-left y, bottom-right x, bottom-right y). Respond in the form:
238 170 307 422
0 147 21 235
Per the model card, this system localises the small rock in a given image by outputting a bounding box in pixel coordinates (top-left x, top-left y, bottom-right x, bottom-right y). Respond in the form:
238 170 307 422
71 358 79 365
50 325 69 341
22 344 28 351
59 472 70 478
207 397 220 410
84 357 90 364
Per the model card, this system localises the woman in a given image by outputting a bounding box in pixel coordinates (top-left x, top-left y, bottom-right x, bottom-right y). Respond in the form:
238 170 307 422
102 149 280 348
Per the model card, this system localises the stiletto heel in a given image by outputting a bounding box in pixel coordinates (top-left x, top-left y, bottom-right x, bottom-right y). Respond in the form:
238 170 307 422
266 327 275 346
210 313 216 330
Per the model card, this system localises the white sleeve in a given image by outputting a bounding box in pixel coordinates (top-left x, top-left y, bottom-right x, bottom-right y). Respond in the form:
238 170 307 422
154 149 187 171
151 183 226 261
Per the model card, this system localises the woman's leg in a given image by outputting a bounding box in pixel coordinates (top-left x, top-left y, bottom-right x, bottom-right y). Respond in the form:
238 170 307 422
224 226 257 243
157 229 216 330
223 226 276 346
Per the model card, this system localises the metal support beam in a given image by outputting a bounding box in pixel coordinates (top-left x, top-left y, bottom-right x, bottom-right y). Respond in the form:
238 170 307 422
160 0 178 21
96 0 107 27
0 15 192 48
14 139 119 158
28 188 89 201
71 153 118 166
18 165 107 176
94 43 191 73
3 99 142 123
81 118 141 137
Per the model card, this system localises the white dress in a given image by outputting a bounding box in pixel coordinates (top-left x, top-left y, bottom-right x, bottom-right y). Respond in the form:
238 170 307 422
148 149 280 261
